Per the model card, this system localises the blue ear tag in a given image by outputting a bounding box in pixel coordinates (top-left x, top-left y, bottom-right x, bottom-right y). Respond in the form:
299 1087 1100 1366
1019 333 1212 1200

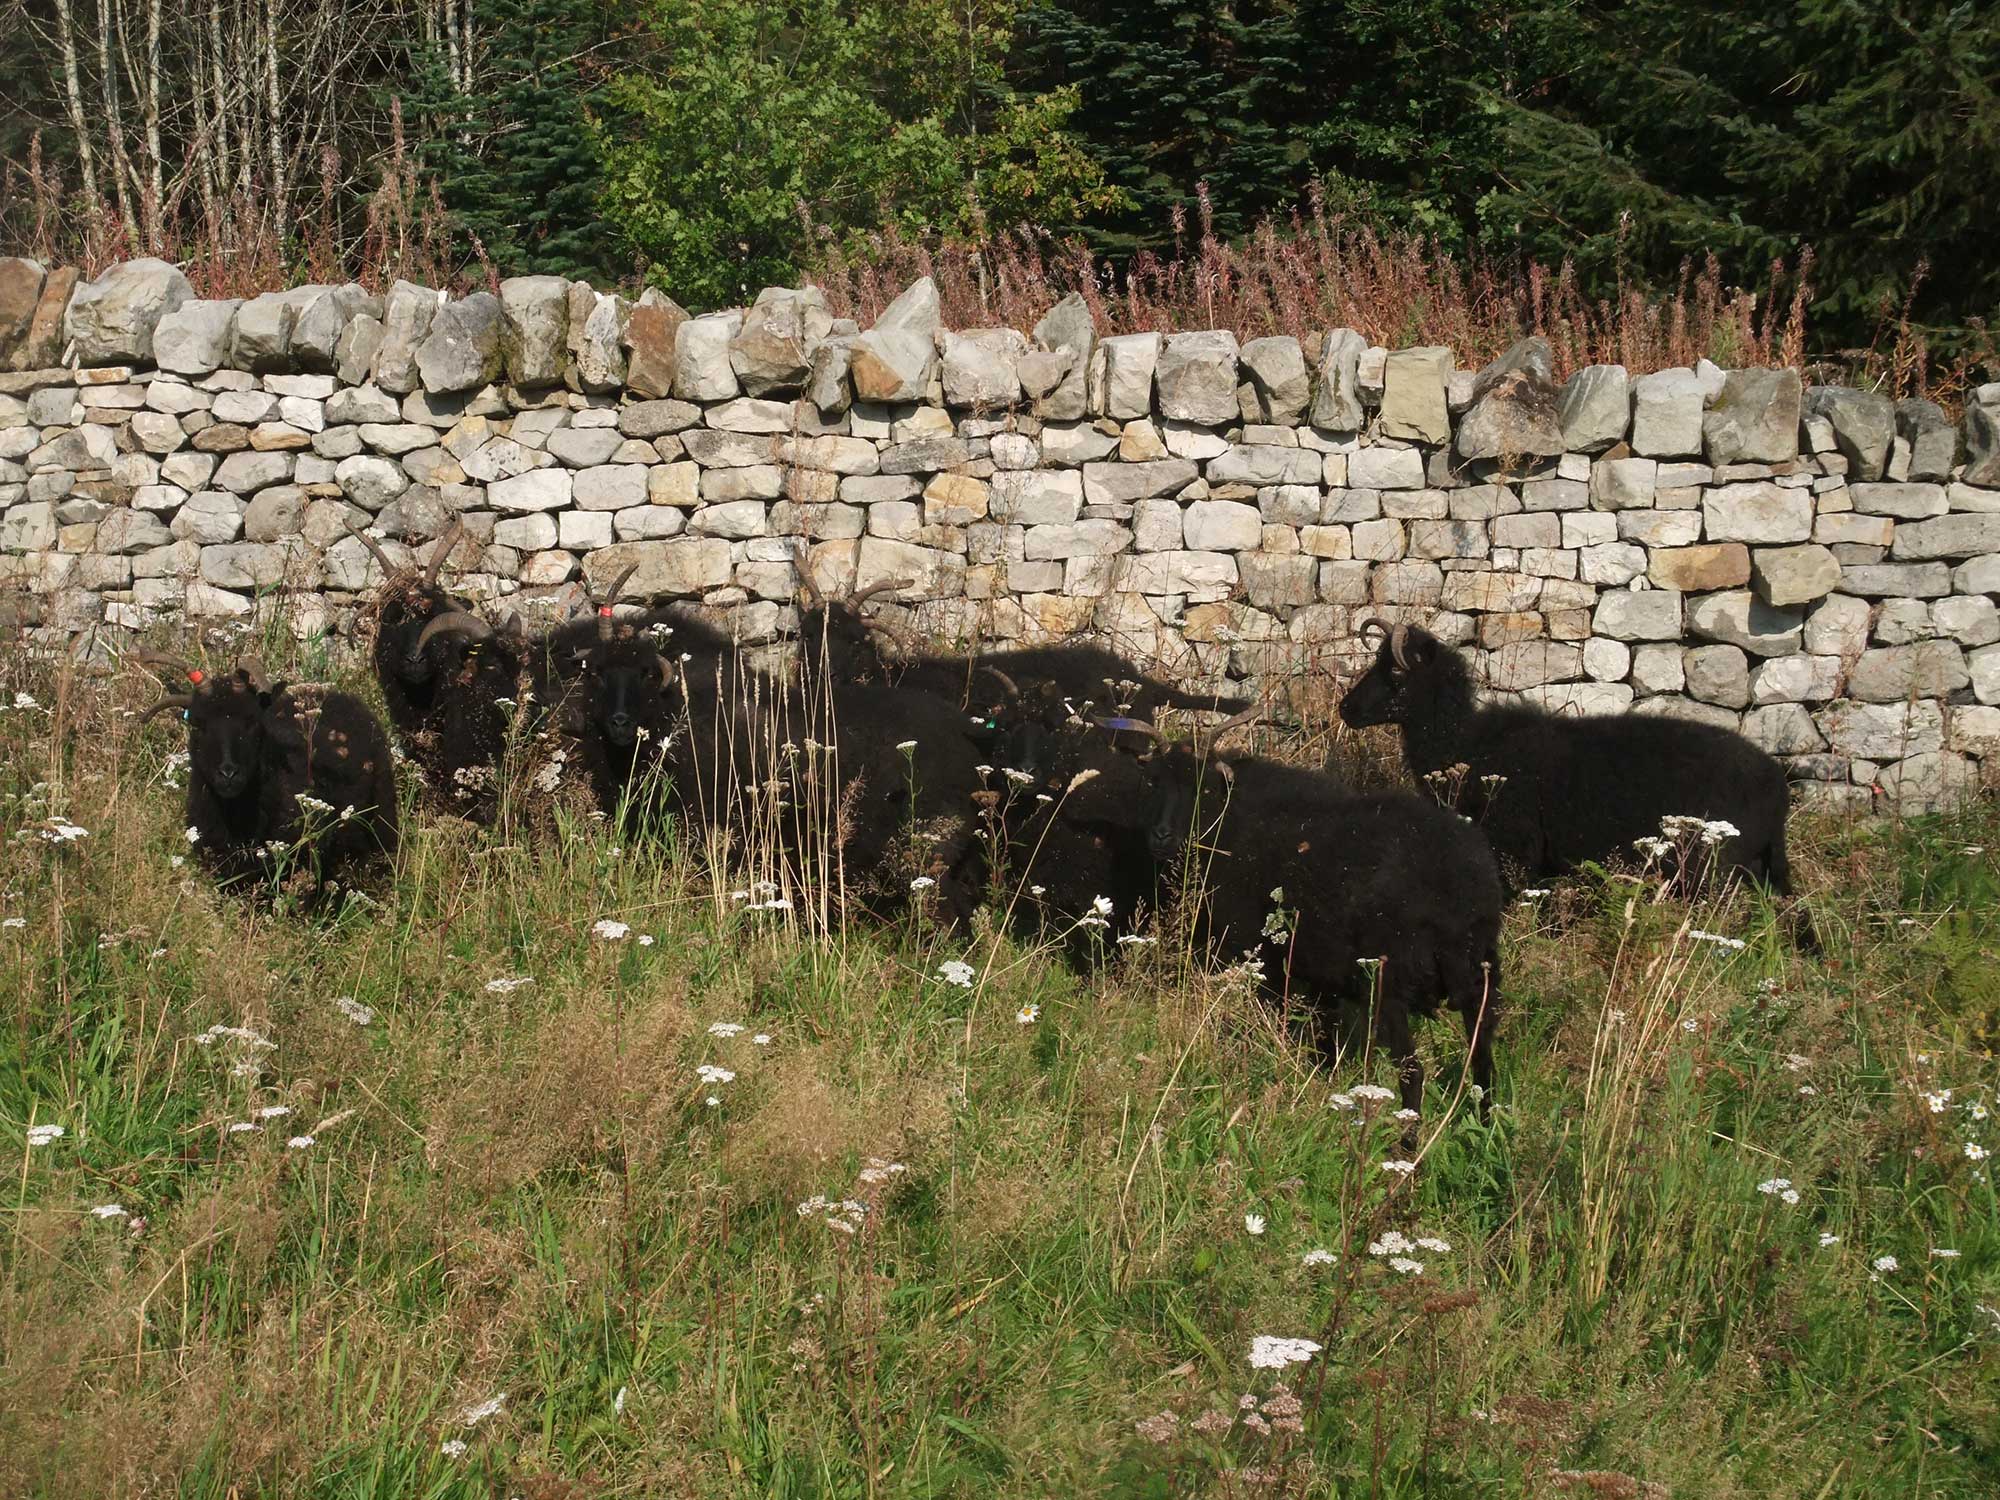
1094 715 1149 732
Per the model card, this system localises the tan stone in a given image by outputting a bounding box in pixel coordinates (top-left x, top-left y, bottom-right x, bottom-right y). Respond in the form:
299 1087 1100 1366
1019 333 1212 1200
1648 542 1750 592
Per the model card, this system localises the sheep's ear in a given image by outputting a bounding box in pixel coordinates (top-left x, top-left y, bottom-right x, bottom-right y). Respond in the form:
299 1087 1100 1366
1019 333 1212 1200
1405 628 1441 668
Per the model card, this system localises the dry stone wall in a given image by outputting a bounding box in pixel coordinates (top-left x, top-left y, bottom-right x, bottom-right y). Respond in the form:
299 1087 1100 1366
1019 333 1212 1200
6 255 2000 811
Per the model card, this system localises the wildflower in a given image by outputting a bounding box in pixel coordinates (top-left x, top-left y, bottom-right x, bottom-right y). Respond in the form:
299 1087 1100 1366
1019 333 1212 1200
637 934 655 946
1966 1142 1990 1162
937 959 976 988
11 692 40 710
228 1121 259 1134
1350 1083 1395 1104
1116 933 1156 946
1029 884 1046 897
256 1105 291 1119
1135 1411 1180 1444
38 817 89 843
1931 1248 1961 1260
706 1095 720 1108
592 918 631 941
1872 1255 1899 1274
1247 1335 1321 1370
295 793 334 815
1972 1103 1990 1122
1689 929 1746 951
1632 835 1673 860
26 1124 63 1147
1381 1160 1416 1177
1389 1256 1425 1274
909 876 936 892
1682 1018 1699 1033
1 916 22 930
1003 768 1033 786
1368 1233 1414 1257
1924 1090 1951 1113
1520 888 1550 899
1756 1177 1794 1198
334 995 374 1026
896 740 917 752
90 1203 128 1218
858 1159 906 1186
695 1064 736 1086
1393 1108 1420 1122
1799 1085 1818 1097
1244 1214 1266 1236
1301 1248 1337 1267
708 1022 746 1039
455 1394 506 1427
753 1033 772 1046
1818 1233 1839 1249
614 1387 628 1415
1016 1004 1040 1024
1329 1093 1355 1111
1416 1237 1452 1254
484 976 535 994
440 1439 468 1459
287 1135 314 1150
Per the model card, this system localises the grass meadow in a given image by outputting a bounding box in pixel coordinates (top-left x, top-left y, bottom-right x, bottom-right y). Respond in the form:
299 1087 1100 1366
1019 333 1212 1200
1 631 1996 1499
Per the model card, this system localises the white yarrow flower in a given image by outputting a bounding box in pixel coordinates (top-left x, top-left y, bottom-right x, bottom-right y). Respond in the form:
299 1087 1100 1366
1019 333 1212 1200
26 1124 64 1147
937 959 976 988
695 1064 736 1086
592 918 631 941
1388 1256 1425 1275
90 1203 128 1218
1381 1159 1417 1177
1247 1335 1321 1370
287 1135 314 1150
1301 1248 1337 1267
1244 1213 1266 1236
334 995 374 1026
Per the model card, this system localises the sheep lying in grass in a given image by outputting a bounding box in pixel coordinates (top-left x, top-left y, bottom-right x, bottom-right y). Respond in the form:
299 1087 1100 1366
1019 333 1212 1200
350 521 522 822
138 654 397 896
1137 737 1502 1120
1339 620 1795 896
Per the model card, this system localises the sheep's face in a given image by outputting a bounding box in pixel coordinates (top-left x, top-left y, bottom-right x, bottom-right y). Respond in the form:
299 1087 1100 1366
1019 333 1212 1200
579 638 676 752
797 603 886 684
188 674 275 800
1139 747 1230 862
1338 626 1443 728
381 585 462 687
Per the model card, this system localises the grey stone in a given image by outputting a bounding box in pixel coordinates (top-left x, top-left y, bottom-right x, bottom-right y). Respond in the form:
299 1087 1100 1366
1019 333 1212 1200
1207 444 1320 486
730 286 832 395
1976 643 2000 705
1091 333 1162 420
1456 337 1562 461
570 287 631 393
991 469 1084 524
199 541 295 589
1805 386 1896 481
333 454 410 510
1630 642 1685 695
211 451 290 494
1747 653 1842 705
700 465 783 502
93 507 172 554
1891 513 2000 561
416 293 504 394
1080 459 1198 505
1487 640 1584 689
879 435 970 474
1702 368 1801 465
573 464 650 512
1752 543 1841 606
168 491 243 544
1183 501 1261 551
1237 336 1310 424
1702 482 1812 543
242 485 307 542
1687 589 1804 656
153 299 241 376
1850 482 1946 519
65 258 192 364
1841 562 1953 598
1031 293 1096 421
1156 330 1241 425
546 426 625 467
1556 365 1630 452
674 312 743 401
941 328 1028 408
850 277 941 403
1347 447 1426 490
489 469 572 513
1845 641 1969 702
1590 457 1657 510
374 283 441 395
581 537 734 600
1964 404 2000 488
1684 643 1751 707
0 257 43 364
1955 555 2000 595
1743 703 1827 755
1310 328 1367 432
335 314 384 387
232 285 324 371
498 275 572 387
290 284 376 373
1378 347 1450 443
618 399 701 440
1630 368 1704 456
1934 593 2000 646
1896 398 1957 482
1877 752 1977 811
1593 588 1682 640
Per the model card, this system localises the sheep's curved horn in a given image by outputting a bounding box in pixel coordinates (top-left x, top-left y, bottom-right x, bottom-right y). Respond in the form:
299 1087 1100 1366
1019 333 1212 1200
794 542 824 609
1090 714 1165 745
135 694 195 727
593 563 640 641
1357 616 1392 648
657 656 677 689
236 656 272 693
422 519 465 589
1389 624 1413 670
344 518 398 575
134 647 191 680
861 612 919 655
854 576 915 609
978 665 1021 701
415 610 496 655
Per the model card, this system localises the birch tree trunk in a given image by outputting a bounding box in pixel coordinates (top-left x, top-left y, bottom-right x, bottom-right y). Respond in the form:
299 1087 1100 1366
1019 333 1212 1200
52 0 101 205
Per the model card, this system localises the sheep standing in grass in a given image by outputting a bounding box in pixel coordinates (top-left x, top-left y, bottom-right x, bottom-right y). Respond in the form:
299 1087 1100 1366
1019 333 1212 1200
351 521 522 821
1339 621 1795 896
139 655 398 896
1139 739 1502 1118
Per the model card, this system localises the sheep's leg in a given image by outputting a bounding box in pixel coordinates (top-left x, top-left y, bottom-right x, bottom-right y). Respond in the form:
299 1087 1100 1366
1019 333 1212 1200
1376 1000 1423 1138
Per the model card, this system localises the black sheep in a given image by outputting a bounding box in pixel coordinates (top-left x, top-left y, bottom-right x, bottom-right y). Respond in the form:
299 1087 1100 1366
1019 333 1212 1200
139 654 398 897
1338 621 1794 894
795 569 1251 718
1141 742 1502 1118
351 521 523 821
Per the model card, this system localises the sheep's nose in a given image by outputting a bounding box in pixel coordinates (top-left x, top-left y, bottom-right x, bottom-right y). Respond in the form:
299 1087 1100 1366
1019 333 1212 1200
608 711 633 733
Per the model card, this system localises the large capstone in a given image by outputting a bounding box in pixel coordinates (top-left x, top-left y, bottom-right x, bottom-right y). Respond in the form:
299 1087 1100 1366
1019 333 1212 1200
1702 367 1801 465
64 257 192 364
730 285 832 396
849 276 942 402
498 275 572 387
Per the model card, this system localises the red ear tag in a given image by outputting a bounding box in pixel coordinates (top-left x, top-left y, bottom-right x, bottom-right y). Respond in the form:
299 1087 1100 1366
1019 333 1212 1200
597 605 615 617
186 669 205 685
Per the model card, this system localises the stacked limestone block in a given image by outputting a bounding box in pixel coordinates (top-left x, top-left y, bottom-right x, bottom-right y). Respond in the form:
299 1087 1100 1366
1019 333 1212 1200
5 254 2000 810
